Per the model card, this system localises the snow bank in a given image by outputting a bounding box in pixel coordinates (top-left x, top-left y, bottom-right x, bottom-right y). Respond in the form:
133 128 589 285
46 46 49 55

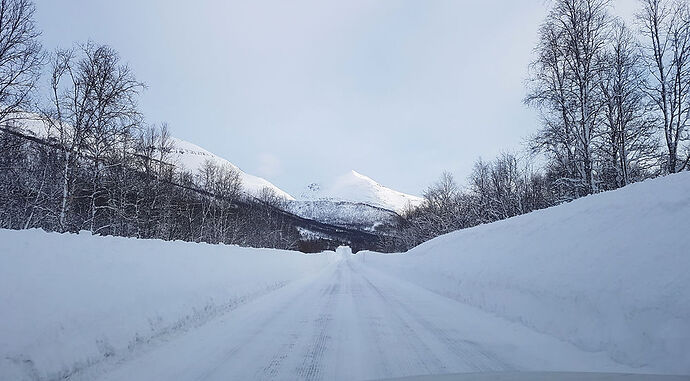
365 173 690 374
0 230 336 380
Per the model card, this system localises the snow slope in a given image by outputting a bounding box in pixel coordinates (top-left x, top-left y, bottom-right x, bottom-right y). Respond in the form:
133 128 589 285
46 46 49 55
300 170 423 213
0 230 335 380
9 114 293 200
365 172 690 374
168 137 293 200
12 114 421 210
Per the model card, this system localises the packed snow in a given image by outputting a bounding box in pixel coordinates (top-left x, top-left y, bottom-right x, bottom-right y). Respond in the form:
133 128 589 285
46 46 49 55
300 170 424 213
1 173 689 380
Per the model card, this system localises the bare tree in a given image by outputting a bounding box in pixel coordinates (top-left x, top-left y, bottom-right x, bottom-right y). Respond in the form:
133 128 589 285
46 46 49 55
638 0 690 173
418 172 466 237
0 0 43 124
43 43 144 231
600 20 659 188
156 123 174 179
423 172 458 212
526 19 579 196
527 0 613 195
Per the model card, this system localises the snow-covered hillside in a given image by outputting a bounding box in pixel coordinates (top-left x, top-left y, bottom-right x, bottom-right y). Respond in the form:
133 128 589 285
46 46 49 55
12 115 426 217
300 170 423 213
10 114 293 200
169 137 293 200
365 172 690 374
287 199 403 232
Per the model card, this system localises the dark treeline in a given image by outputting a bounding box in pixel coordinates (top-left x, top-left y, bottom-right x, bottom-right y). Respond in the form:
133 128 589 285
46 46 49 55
0 0 301 249
397 0 690 248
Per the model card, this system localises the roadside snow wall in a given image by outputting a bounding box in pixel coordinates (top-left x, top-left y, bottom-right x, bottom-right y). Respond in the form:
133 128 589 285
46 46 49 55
0 231 337 380
366 173 690 374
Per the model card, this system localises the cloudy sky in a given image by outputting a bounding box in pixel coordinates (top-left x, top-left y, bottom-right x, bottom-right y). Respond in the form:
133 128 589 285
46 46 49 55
34 0 638 196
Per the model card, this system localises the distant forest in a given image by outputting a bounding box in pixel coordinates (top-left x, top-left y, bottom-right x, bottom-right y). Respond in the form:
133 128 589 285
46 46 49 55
0 0 689 252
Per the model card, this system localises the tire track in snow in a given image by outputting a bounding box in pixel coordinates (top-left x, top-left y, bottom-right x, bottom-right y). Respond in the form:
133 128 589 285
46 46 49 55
89 257 547 381
347 269 393 379
295 263 342 380
257 332 299 380
358 262 513 373
349 260 446 378
192 264 343 381
190 292 299 381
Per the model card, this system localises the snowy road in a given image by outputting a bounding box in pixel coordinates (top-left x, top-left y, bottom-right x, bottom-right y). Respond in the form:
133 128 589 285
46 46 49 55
82 255 627 381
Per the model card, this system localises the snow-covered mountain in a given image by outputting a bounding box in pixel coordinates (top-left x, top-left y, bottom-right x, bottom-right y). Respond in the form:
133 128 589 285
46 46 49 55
169 137 294 200
286 170 423 232
299 170 423 213
12 114 423 223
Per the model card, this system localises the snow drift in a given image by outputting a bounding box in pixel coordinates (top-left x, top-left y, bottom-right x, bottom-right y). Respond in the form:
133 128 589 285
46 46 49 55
0 230 336 380
365 172 690 374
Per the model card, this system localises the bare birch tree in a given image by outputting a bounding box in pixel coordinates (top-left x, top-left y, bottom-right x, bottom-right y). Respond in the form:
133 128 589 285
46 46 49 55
0 0 43 124
43 43 144 231
599 20 659 188
638 0 690 173
527 0 612 196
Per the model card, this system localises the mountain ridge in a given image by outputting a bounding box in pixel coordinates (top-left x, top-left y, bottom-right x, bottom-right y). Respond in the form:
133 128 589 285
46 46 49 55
12 113 423 216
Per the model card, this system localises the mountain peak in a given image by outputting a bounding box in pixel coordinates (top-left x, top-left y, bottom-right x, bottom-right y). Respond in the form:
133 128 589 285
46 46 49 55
349 169 368 179
300 170 423 213
347 170 380 185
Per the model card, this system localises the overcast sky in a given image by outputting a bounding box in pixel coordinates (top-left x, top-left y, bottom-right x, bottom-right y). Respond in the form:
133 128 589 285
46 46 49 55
34 0 639 197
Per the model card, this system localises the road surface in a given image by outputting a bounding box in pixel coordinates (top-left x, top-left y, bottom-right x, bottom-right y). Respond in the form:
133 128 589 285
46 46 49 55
80 255 629 381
